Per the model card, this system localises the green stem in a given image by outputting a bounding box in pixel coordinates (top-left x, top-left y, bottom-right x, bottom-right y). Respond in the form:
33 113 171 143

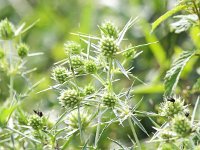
94 107 101 149
77 105 84 144
9 40 14 103
107 58 113 92
128 116 141 150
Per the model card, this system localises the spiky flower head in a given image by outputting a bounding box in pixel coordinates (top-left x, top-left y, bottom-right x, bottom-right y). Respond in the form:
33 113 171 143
99 37 119 58
52 66 68 84
100 21 119 39
102 94 117 107
0 49 4 59
159 96 185 118
172 115 191 137
59 89 81 108
28 115 45 130
65 110 91 130
84 85 95 95
161 130 175 141
17 43 29 58
85 60 97 74
0 18 15 40
71 56 84 70
64 41 82 55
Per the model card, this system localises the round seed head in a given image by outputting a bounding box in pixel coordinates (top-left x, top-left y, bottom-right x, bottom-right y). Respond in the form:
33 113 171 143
85 60 97 74
0 18 15 40
159 96 185 118
102 94 117 107
17 43 29 58
65 41 82 55
100 21 119 39
52 66 68 84
28 115 45 130
99 37 119 58
71 56 84 70
172 115 191 137
84 85 95 95
59 89 81 108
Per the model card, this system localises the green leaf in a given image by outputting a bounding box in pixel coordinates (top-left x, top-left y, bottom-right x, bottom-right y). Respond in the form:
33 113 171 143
131 115 149 136
164 50 195 95
152 4 186 32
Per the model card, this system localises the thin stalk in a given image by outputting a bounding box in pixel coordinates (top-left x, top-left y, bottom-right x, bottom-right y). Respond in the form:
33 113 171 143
9 40 14 103
107 58 113 92
77 105 84 143
94 107 101 149
128 116 141 150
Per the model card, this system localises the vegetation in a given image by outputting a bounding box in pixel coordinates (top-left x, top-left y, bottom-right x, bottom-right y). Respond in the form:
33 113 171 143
0 0 199 149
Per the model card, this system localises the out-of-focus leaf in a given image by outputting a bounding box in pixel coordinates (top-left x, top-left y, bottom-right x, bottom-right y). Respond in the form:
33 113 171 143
152 4 186 32
132 83 164 94
0 105 16 128
164 50 195 95
141 20 168 68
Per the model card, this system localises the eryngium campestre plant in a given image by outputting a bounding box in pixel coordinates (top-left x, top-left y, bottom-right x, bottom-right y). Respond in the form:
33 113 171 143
85 60 97 74
59 89 81 108
28 115 45 130
52 66 69 84
172 115 192 137
0 18 15 40
99 37 119 58
17 43 29 58
102 94 117 107
100 21 119 39
64 41 82 55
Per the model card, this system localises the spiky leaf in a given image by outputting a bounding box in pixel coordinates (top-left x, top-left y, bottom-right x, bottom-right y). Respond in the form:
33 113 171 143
164 50 195 95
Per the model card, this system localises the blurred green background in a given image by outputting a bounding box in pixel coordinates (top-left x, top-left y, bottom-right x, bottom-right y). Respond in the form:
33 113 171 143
0 0 199 149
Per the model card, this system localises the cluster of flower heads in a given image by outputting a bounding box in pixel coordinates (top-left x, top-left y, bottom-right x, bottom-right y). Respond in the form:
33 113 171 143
51 20 126 110
155 96 200 149
0 19 29 60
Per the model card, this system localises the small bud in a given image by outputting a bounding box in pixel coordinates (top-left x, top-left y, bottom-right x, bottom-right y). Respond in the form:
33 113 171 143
172 115 191 137
85 60 97 74
17 43 29 58
52 66 68 84
64 41 82 55
84 85 95 95
102 94 117 107
71 56 84 70
59 89 81 108
28 115 45 130
99 37 119 58
0 19 15 40
100 21 119 39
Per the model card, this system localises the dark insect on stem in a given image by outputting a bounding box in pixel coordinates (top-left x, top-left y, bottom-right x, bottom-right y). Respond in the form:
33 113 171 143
185 112 190 117
166 97 175 103
33 110 43 117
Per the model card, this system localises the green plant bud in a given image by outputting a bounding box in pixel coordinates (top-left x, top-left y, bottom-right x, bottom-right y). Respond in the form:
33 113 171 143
17 43 29 58
161 130 175 140
59 89 81 108
64 41 82 55
99 37 119 58
71 56 84 69
84 85 95 95
100 21 119 39
159 97 185 118
65 110 90 130
28 115 45 130
0 19 15 40
85 60 97 74
102 94 117 107
0 50 4 59
52 66 68 84
172 115 191 137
